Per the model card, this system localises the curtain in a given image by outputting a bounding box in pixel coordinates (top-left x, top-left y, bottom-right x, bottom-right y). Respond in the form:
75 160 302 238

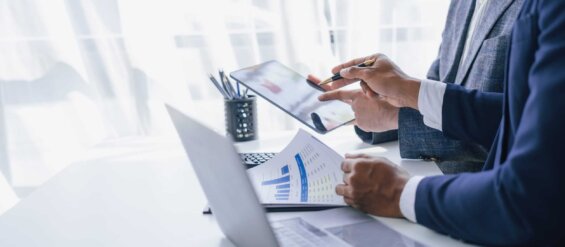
0 0 449 191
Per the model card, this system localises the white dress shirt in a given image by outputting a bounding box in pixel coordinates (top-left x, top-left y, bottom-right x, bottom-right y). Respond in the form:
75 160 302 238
399 0 490 222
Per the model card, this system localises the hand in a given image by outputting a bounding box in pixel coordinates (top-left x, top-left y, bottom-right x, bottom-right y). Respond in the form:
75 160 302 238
336 153 410 218
334 54 422 109
318 88 399 132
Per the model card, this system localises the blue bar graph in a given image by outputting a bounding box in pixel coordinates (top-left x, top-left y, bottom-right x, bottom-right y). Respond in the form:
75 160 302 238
275 193 289 200
276 184 290 189
261 164 292 201
260 157 309 202
261 175 290 186
295 154 308 202
281 165 289 175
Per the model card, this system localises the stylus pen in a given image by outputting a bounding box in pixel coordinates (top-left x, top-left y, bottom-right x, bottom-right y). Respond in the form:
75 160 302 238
318 58 376 86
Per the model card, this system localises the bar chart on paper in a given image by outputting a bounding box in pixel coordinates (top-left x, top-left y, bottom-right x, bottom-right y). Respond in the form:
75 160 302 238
261 164 291 201
249 130 345 205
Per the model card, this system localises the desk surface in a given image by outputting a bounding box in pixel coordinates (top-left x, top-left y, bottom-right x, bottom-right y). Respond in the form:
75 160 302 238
0 126 474 247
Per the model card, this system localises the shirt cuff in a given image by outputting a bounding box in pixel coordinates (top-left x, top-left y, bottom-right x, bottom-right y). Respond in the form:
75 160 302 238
399 176 425 222
418 79 447 131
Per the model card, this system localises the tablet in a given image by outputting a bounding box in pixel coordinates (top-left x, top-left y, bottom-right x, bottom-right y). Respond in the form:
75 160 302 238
230 60 355 134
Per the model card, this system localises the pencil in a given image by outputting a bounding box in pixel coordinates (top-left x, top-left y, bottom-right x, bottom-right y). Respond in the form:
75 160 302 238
318 58 376 86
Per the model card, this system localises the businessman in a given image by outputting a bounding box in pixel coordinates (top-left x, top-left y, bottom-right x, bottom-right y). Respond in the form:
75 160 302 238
310 0 523 173
331 0 565 245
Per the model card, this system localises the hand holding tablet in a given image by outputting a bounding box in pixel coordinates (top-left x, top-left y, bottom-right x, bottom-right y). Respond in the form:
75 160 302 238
230 60 355 134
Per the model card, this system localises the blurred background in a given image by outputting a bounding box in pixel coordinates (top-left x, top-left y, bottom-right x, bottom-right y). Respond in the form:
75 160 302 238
0 0 449 199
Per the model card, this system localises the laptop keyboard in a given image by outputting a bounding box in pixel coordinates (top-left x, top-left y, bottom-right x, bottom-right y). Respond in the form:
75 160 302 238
274 226 317 247
239 152 277 168
272 218 348 247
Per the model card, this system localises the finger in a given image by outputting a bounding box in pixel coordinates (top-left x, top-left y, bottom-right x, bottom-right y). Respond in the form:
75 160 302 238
335 184 347 196
307 74 332 91
345 153 371 159
331 56 372 74
341 159 354 173
340 66 369 80
344 197 356 206
327 78 360 90
307 74 321 83
318 89 359 102
336 184 353 198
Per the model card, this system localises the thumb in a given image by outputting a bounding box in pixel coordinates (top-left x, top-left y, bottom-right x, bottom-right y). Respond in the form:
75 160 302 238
340 66 367 80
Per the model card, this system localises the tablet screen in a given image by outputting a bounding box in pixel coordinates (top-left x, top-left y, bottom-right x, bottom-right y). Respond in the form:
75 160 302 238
230 60 355 134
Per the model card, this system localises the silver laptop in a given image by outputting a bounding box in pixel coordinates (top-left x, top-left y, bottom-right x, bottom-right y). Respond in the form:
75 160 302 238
166 105 350 247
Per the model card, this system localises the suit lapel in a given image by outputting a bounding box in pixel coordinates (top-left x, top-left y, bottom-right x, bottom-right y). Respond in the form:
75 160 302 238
455 0 515 85
442 0 476 83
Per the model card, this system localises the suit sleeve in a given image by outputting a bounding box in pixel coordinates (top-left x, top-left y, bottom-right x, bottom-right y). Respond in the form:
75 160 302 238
441 85 503 150
397 108 487 163
354 127 397 144
415 1 565 245
396 49 488 163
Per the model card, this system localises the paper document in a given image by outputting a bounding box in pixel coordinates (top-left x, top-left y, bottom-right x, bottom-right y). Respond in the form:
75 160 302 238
248 129 346 205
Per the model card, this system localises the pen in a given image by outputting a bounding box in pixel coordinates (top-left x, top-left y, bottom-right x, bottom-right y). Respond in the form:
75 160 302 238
236 81 241 98
318 58 376 86
243 88 249 98
222 70 239 99
208 74 229 99
219 70 233 99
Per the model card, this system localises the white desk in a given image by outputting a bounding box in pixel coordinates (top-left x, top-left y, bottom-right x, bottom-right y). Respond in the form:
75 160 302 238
0 126 474 247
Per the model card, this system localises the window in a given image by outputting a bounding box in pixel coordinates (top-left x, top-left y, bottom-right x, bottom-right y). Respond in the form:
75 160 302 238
0 0 449 193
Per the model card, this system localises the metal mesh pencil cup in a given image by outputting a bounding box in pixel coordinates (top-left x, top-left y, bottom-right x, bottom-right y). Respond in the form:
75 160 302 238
224 95 257 142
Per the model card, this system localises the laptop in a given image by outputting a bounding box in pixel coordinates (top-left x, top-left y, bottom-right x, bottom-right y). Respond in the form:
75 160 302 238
166 105 354 246
166 105 427 247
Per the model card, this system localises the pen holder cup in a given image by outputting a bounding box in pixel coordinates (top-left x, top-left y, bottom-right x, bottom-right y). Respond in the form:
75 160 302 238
225 95 257 142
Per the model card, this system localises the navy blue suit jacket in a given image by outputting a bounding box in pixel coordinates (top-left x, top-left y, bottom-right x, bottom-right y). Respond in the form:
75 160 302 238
415 0 565 245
